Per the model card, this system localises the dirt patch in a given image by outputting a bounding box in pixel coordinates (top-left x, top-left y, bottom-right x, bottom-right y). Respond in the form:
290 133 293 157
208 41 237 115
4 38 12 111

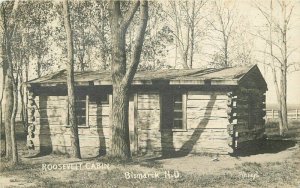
153 143 299 175
0 176 36 187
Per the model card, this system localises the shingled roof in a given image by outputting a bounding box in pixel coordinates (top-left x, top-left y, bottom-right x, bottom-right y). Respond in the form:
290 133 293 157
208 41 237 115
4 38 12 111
27 64 266 87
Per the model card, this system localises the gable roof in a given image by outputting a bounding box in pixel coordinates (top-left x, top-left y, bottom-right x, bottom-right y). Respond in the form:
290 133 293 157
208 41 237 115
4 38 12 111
27 64 267 89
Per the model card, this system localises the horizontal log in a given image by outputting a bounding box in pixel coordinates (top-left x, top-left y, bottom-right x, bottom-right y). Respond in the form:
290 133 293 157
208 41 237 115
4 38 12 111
37 126 112 137
187 91 227 97
89 106 110 116
138 138 229 151
187 94 227 100
187 118 228 129
137 146 232 155
88 102 109 107
139 132 228 143
138 93 159 100
187 108 227 119
38 103 67 109
37 96 67 101
38 116 67 125
137 109 160 120
138 118 160 130
187 101 227 110
37 133 110 147
38 108 68 118
137 100 160 110
88 116 110 127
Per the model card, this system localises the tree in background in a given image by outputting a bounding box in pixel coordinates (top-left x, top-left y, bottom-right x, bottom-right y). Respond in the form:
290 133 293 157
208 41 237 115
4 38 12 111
93 0 111 70
206 0 237 68
166 0 207 69
127 1 173 70
72 1 98 71
62 0 81 158
109 0 148 159
1 0 19 164
205 0 254 68
254 0 298 135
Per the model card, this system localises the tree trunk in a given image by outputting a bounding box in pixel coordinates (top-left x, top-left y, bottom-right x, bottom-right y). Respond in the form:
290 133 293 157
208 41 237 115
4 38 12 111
3 61 13 159
1 4 13 158
272 69 284 135
0 42 5 157
109 0 148 159
24 57 29 133
99 1 107 69
37 53 42 78
179 26 190 69
281 62 288 133
10 73 18 164
111 85 130 158
281 1 288 133
189 0 196 69
224 43 228 67
62 0 81 159
110 1 130 159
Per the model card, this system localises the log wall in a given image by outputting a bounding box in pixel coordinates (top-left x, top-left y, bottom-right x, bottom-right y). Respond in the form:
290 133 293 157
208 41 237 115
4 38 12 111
30 95 112 158
30 89 265 157
227 88 266 150
136 91 233 155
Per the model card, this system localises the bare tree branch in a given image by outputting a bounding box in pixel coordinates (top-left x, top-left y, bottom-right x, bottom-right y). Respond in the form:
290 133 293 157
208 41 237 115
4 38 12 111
122 0 148 86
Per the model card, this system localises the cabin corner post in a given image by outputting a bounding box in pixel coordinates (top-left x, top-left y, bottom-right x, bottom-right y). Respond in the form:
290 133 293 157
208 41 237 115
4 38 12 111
27 85 37 151
226 91 238 150
228 87 267 153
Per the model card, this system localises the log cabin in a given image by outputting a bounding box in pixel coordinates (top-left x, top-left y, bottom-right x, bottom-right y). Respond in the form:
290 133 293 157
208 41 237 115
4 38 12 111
26 64 267 158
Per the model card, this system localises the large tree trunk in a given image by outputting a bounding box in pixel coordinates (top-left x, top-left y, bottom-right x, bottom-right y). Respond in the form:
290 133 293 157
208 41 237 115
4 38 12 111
62 0 81 159
1 4 13 159
0 37 6 157
3 60 13 158
111 85 131 158
6 7 18 164
109 0 148 159
110 1 130 159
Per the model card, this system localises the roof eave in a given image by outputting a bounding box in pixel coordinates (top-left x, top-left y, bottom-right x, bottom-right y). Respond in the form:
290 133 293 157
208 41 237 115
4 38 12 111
30 79 239 87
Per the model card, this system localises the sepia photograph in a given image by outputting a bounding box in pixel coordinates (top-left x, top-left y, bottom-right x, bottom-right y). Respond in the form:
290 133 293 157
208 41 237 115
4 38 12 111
0 0 299 187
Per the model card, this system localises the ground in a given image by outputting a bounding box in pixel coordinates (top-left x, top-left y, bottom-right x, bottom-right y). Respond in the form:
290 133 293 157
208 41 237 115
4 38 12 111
1 121 300 188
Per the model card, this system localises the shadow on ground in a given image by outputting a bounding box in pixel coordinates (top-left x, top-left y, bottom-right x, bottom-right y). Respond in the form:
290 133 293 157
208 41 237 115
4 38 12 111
231 139 297 157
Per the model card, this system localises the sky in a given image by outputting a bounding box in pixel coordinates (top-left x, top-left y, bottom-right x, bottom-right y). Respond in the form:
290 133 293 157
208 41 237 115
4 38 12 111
236 0 300 106
162 0 300 106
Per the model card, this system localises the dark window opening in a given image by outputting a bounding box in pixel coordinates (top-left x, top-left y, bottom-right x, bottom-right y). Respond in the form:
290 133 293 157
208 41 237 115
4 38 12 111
75 95 87 126
162 93 185 130
89 93 109 104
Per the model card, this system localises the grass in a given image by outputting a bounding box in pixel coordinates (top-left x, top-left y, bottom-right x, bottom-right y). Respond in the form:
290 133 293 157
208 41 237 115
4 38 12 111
1 150 300 188
265 120 300 128
265 120 300 139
